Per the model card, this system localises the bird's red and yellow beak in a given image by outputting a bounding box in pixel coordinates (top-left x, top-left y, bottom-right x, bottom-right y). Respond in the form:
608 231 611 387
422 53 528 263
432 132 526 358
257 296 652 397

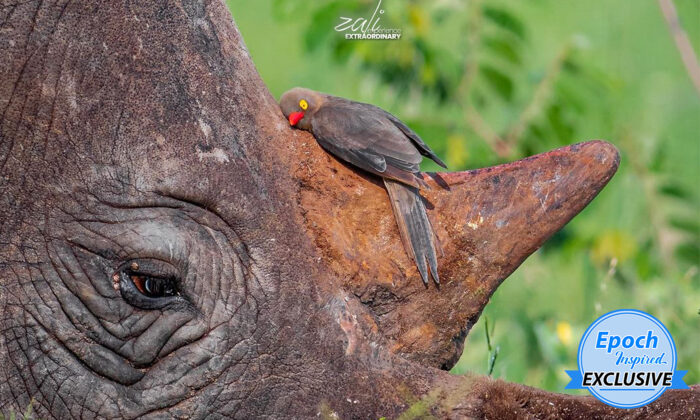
288 111 305 126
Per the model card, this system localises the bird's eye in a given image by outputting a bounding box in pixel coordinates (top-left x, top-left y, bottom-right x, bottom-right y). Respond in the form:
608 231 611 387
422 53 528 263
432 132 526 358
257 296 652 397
299 99 308 110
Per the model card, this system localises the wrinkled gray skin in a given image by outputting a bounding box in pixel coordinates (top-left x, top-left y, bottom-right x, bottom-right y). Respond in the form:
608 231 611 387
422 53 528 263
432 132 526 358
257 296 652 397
1 1 697 419
0 1 444 418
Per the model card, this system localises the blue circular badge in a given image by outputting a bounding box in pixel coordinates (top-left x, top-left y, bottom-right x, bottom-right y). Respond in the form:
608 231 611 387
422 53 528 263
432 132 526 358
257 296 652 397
566 309 687 409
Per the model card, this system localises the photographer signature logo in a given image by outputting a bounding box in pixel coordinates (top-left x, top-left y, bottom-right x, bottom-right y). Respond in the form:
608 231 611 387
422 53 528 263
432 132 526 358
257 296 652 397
334 0 402 40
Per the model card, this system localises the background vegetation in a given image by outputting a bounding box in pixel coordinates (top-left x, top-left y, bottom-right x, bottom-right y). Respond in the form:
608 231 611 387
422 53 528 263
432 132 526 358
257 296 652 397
227 0 699 392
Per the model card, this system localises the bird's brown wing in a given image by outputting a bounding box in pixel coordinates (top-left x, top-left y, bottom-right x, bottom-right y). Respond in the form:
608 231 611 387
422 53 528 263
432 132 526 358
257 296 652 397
380 110 447 168
324 97 447 169
310 101 429 188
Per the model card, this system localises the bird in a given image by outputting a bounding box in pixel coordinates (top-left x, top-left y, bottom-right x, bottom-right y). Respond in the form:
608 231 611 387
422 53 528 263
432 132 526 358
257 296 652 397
279 87 447 286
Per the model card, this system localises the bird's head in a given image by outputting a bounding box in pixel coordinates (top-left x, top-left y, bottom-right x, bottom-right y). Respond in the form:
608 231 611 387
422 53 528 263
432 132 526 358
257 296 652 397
280 87 323 130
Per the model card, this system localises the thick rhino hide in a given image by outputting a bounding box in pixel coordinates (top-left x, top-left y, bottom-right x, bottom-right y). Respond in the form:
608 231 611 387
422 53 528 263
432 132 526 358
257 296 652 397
0 1 697 419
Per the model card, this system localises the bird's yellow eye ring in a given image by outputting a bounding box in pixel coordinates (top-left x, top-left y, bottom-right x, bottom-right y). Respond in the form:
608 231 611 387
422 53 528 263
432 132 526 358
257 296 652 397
299 99 308 110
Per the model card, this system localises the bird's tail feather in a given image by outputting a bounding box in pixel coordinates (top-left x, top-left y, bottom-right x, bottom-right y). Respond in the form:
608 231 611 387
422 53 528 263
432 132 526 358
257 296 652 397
384 179 440 285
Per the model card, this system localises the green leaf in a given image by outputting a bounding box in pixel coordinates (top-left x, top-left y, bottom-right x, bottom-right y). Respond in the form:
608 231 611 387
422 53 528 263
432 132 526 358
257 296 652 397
479 63 514 100
554 78 587 114
482 35 522 65
648 141 667 173
482 5 526 40
305 3 346 51
669 217 700 235
675 242 700 265
546 103 574 144
658 183 694 201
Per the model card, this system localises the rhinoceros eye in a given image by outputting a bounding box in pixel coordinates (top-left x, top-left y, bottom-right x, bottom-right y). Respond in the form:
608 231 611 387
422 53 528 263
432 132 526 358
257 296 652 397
114 259 185 309
129 273 178 298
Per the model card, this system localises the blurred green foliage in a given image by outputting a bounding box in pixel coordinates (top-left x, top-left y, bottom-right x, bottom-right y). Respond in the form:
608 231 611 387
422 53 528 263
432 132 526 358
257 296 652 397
227 0 700 392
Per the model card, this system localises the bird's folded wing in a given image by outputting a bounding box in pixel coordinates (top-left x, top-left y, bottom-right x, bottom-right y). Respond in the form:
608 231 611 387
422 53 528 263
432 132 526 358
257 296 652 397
312 103 423 176
381 111 447 169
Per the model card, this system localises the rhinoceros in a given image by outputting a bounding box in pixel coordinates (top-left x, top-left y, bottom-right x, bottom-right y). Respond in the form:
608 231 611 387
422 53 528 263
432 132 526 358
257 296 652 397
0 1 696 418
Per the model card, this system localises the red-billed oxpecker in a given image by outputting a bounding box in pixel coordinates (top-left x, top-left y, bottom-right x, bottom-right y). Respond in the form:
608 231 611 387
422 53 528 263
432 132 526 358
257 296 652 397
280 88 447 286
